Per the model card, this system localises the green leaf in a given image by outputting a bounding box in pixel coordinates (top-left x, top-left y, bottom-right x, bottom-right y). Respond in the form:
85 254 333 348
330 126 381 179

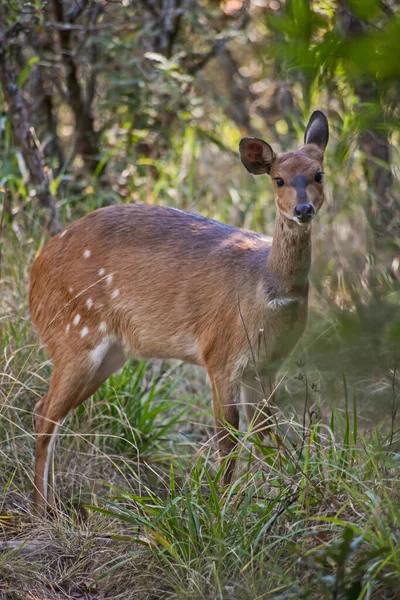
18 56 39 89
347 0 380 20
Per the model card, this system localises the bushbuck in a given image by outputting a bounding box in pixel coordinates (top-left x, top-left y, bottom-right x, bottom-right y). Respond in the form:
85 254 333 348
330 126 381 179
30 110 329 515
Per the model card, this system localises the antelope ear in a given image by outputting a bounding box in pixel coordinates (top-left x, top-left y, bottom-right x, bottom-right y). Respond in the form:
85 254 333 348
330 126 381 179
239 138 276 175
304 110 329 151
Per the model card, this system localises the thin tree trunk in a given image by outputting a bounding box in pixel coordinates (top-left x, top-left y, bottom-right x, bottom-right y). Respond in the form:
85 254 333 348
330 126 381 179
51 0 102 174
0 23 62 236
140 0 183 58
28 29 64 171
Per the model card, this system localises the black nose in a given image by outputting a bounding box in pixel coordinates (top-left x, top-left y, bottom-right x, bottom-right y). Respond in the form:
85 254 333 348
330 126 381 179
294 203 315 223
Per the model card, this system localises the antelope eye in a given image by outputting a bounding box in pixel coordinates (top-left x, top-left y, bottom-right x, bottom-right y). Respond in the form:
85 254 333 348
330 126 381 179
275 177 284 188
315 171 323 183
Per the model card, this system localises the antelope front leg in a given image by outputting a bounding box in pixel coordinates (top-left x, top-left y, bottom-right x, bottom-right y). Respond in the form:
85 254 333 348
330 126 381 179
207 367 240 485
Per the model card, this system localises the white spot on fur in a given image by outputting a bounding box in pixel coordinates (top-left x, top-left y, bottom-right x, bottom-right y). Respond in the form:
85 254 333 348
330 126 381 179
86 298 93 309
90 338 111 369
73 314 81 326
60 230 67 238
69 287 74 294
99 322 107 333
98 268 105 276
66 324 70 334
111 289 119 299
268 297 297 310
83 249 91 259
106 274 113 286
81 326 89 337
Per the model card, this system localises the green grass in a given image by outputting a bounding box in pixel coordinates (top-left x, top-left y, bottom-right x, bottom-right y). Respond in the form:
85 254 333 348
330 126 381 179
90 423 400 600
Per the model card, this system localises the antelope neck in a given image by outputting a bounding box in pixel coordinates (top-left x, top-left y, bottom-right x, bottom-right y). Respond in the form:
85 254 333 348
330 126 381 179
267 211 312 295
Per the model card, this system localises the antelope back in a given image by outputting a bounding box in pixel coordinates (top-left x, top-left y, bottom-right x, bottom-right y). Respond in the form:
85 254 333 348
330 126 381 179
29 205 273 368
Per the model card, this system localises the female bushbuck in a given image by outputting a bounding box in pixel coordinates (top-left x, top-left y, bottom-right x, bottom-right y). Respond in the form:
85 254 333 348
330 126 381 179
30 111 329 515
